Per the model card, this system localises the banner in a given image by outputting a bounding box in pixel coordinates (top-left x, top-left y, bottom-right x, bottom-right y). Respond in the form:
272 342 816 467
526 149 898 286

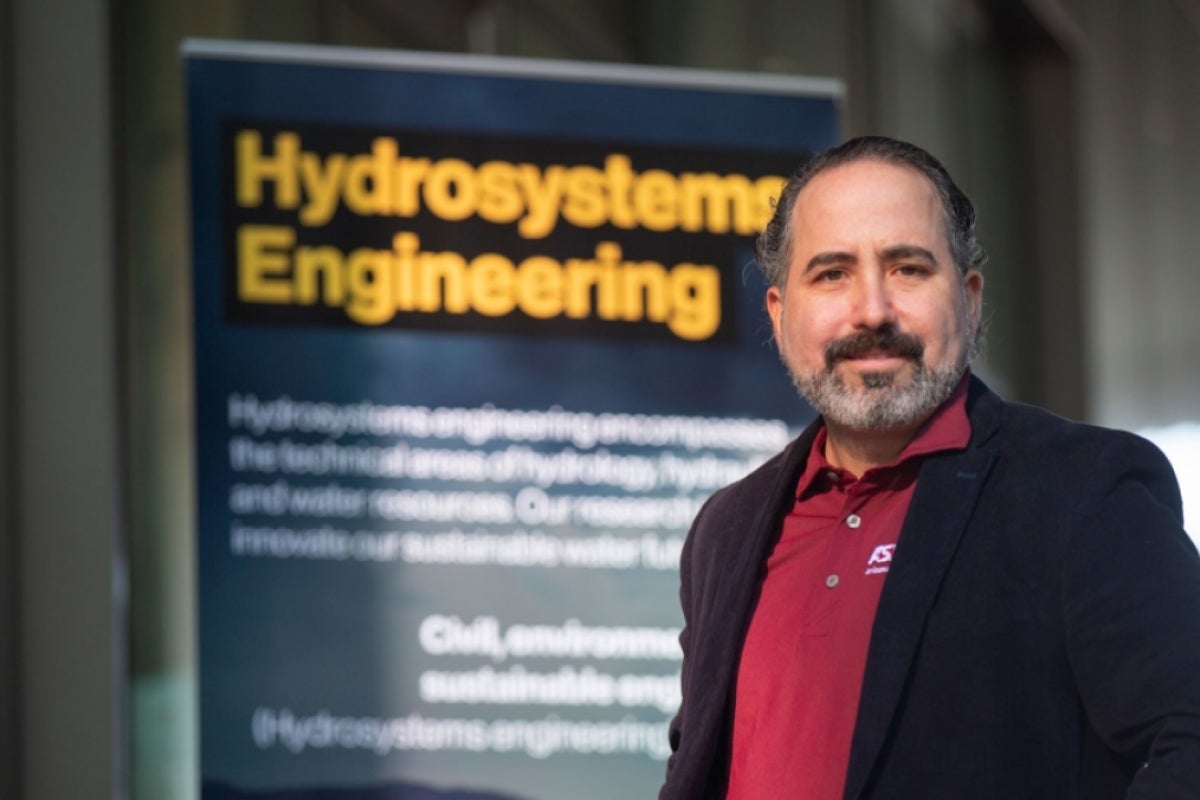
187 40 839 799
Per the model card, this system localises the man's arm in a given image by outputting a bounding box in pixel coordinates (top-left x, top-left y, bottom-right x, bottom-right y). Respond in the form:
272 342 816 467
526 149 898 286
1064 435 1200 798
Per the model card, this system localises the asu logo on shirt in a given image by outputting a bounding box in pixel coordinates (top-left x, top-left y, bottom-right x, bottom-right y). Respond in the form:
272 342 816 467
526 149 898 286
865 544 896 576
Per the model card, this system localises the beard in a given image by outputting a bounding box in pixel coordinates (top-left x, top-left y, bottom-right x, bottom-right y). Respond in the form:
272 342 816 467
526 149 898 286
788 324 969 432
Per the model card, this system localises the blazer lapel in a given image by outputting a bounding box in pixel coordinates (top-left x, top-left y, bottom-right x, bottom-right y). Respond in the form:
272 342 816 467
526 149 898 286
842 382 1002 800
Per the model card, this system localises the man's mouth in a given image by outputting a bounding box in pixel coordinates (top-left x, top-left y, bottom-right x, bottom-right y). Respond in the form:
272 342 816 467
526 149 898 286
825 327 924 370
847 348 905 361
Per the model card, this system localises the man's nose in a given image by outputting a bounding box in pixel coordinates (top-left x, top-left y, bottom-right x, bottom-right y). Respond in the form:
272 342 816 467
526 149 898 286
854 271 897 329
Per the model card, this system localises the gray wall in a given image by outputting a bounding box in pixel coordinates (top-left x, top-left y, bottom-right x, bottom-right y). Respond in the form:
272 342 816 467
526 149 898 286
0 0 17 793
4 0 125 798
1071 0 1200 428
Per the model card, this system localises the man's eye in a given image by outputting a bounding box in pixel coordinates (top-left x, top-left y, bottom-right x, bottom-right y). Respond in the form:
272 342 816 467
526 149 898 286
895 264 926 277
816 269 846 282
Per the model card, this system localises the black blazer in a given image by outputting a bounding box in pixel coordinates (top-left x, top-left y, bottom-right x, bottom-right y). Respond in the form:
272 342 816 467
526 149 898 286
661 377 1200 800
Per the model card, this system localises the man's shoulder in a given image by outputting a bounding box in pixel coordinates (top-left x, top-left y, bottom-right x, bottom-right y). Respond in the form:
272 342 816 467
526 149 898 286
730 439 802 489
678 436 806 577
973 386 1179 512
985 391 1169 466
692 434 807 527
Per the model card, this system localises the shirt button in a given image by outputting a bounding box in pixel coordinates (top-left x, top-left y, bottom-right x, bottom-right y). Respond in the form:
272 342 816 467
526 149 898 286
825 470 840 483
826 574 839 588
846 513 862 528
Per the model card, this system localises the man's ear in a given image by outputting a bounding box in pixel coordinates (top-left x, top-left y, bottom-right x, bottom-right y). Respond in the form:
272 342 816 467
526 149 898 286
963 269 984 335
766 285 785 350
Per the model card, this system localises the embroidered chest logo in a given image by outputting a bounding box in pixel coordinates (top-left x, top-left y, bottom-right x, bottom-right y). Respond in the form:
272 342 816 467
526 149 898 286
865 544 896 576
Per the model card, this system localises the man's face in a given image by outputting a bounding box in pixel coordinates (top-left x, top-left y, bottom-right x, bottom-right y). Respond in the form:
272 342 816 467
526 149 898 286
766 158 983 433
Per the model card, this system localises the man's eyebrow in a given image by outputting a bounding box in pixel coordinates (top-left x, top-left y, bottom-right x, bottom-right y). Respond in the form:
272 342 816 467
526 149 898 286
880 245 938 264
803 251 856 273
802 245 941 274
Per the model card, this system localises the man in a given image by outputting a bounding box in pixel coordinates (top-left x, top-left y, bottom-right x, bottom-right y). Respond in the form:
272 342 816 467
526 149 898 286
659 136 1200 799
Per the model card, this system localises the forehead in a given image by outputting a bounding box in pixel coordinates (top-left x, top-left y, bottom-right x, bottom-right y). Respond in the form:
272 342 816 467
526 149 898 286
789 159 949 255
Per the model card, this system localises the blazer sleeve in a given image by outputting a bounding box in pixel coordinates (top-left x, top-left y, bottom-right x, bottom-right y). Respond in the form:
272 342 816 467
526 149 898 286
1062 433 1200 798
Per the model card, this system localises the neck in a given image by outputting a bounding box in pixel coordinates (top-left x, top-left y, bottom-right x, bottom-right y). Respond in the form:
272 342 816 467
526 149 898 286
822 420 924 478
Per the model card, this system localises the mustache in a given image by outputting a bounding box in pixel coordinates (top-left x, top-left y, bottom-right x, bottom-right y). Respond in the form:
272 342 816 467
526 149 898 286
824 326 924 370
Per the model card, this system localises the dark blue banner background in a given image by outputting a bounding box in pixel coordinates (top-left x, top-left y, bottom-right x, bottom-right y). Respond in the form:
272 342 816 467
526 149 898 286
188 41 838 800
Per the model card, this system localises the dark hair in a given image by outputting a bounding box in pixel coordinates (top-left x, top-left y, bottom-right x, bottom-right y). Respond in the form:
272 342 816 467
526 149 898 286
755 136 987 286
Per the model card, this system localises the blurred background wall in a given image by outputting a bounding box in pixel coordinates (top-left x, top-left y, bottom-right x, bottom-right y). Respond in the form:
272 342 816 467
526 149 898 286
2 0 1198 797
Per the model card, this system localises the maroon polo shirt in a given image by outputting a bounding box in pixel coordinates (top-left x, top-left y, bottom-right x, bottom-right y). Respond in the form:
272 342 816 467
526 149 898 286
726 378 971 800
